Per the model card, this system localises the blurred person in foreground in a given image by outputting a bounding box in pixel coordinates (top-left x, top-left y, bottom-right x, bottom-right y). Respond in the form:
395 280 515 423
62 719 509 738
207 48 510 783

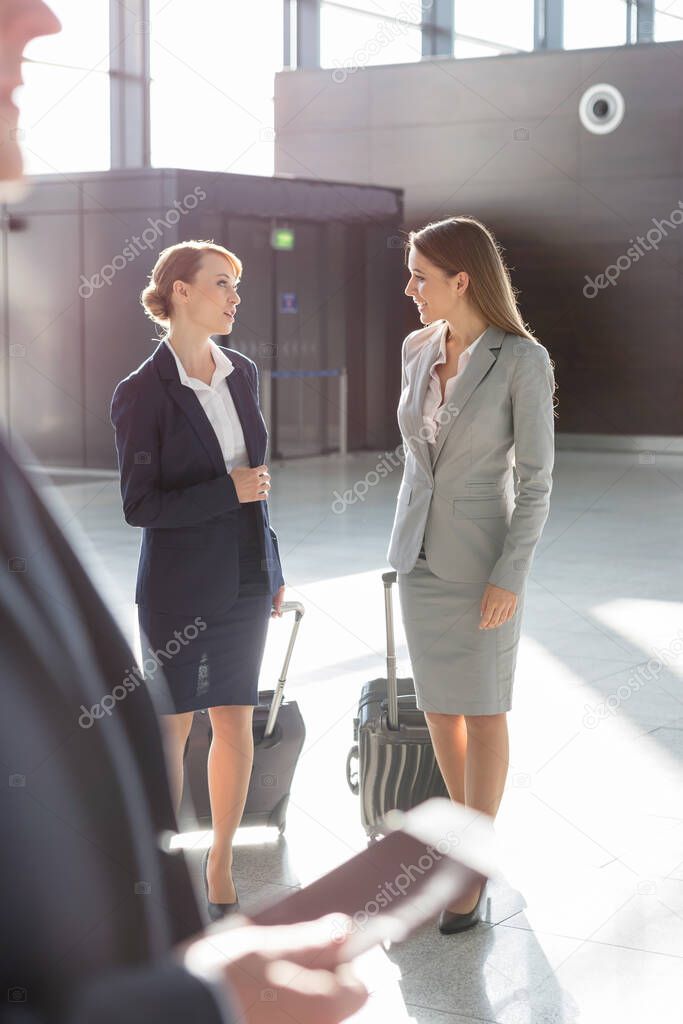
0 2 367 1022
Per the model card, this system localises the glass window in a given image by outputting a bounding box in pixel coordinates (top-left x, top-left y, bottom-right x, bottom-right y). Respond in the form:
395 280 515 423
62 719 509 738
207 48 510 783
320 3 422 70
563 0 628 49
20 0 109 174
453 0 534 57
324 0 421 20
654 1 683 41
150 0 283 177
19 64 110 175
454 38 510 59
23 0 109 70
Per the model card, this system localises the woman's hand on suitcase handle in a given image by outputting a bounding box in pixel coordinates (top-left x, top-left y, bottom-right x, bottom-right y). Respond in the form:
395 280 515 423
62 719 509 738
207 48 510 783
230 465 271 503
479 583 517 629
271 585 285 618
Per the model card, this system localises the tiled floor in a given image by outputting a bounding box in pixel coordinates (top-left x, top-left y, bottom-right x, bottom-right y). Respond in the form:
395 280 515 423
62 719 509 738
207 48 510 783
35 448 683 1023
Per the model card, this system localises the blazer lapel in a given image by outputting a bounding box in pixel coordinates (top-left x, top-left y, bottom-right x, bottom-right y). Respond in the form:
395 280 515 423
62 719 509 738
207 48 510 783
153 342 225 477
431 325 505 468
167 380 226 477
225 365 264 468
406 323 446 481
154 341 266 472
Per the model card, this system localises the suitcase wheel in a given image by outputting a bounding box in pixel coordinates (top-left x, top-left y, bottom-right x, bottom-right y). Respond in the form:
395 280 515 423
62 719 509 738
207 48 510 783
345 744 359 796
265 796 290 835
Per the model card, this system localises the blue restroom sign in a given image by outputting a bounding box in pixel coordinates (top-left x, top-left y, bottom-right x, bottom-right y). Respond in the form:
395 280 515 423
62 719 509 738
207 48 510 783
280 292 298 314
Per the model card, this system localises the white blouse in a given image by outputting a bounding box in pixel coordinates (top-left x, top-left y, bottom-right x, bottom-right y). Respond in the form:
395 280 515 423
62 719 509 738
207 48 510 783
422 323 486 443
164 338 251 472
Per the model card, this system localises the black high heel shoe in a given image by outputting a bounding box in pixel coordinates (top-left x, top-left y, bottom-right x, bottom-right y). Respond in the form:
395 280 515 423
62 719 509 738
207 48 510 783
438 880 487 935
201 847 240 922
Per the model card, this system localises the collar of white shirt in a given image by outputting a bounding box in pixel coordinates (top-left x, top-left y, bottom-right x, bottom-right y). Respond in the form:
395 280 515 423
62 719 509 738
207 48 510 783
435 322 486 367
164 337 234 391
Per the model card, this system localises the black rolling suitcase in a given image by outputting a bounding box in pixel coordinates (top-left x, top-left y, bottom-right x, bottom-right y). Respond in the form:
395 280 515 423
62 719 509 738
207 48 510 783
346 571 447 840
183 600 305 835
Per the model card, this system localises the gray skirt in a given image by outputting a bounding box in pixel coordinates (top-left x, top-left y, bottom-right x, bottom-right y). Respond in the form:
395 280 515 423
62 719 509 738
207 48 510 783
397 554 525 715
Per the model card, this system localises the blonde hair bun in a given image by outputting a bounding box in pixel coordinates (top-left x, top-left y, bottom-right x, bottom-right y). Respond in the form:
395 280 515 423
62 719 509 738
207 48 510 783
140 284 170 325
140 240 243 332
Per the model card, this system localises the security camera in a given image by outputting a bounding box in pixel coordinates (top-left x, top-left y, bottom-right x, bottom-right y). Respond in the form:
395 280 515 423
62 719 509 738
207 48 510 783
579 83 625 135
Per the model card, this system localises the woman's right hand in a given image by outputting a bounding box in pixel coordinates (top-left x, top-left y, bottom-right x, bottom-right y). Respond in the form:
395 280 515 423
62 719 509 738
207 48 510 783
178 914 368 1024
230 465 271 502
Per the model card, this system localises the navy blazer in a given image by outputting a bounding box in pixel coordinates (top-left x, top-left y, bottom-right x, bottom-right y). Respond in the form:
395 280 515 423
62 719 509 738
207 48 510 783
111 340 284 616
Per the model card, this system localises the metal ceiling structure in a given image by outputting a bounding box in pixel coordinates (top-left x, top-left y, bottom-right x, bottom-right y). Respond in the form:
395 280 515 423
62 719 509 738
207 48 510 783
108 1 658 170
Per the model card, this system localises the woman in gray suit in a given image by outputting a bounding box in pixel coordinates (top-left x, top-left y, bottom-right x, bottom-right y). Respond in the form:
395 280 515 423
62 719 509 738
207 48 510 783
387 216 556 934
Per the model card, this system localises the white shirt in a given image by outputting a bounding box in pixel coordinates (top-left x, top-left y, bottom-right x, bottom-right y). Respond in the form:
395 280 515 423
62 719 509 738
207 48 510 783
164 338 250 472
422 323 486 443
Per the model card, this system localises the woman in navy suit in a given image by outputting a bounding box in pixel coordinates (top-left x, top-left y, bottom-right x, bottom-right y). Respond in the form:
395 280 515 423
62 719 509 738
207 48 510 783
111 240 285 919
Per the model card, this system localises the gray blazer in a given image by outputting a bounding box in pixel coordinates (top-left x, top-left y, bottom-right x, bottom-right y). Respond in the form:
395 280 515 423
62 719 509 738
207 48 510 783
387 321 555 595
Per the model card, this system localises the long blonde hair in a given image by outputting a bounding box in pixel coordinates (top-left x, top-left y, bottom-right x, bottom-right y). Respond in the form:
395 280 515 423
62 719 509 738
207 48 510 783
407 215 535 340
408 216 557 415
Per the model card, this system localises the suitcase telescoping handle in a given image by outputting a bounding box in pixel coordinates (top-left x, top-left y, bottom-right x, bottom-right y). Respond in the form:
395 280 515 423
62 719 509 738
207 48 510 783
382 571 399 731
263 600 305 739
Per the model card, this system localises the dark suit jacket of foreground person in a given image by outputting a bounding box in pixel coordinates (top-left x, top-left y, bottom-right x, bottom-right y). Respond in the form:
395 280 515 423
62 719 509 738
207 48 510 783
1 431 234 1023
110 340 284 617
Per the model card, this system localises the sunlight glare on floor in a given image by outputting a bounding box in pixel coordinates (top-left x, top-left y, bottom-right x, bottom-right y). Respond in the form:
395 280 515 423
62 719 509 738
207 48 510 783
591 598 683 679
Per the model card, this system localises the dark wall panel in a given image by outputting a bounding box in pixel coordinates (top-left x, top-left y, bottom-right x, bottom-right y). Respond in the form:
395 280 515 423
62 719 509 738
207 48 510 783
365 225 404 451
8 212 83 465
222 216 274 365
321 222 347 452
277 42 683 439
274 221 324 457
83 209 180 467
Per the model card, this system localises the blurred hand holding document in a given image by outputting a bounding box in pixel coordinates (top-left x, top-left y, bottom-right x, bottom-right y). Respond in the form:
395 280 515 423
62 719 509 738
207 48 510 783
250 798 499 957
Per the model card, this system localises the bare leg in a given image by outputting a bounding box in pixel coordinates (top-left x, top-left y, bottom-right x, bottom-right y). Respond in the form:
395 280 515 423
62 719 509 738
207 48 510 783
457 711 509 911
160 710 194 816
464 712 509 819
425 710 510 913
424 712 468 804
205 704 255 904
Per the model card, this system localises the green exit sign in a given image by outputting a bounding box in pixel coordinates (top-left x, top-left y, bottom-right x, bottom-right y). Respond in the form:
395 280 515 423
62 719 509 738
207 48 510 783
271 227 295 251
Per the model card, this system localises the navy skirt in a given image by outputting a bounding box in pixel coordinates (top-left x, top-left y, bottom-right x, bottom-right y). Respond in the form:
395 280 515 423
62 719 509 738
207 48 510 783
138 504 273 714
